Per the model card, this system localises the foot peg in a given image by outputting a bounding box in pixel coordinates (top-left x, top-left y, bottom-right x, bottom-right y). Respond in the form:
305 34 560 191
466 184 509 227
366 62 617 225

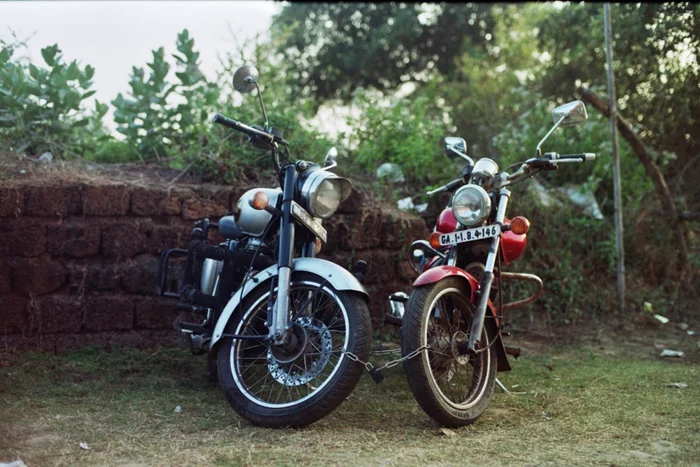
352 260 368 284
385 292 409 326
504 345 521 359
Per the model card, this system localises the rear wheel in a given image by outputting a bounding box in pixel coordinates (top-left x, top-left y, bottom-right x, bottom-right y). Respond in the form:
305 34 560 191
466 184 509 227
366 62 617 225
401 277 496 427
217 272 371 428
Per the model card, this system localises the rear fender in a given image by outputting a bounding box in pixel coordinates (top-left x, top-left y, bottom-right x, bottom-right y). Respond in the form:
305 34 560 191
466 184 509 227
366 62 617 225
413 266 510 372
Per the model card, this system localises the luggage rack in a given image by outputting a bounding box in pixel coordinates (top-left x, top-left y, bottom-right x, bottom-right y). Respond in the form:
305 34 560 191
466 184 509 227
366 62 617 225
157 218 220 299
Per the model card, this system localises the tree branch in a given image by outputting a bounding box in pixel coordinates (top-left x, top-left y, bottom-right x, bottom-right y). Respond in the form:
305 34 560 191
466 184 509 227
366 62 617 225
577 86 692 284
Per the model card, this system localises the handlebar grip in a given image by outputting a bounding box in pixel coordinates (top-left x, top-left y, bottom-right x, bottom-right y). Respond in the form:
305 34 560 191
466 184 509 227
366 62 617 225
212 112 249 134
557 153 596 162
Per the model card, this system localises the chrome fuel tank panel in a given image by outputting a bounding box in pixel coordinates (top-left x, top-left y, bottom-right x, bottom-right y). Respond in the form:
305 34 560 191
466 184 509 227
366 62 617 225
236 188 282 236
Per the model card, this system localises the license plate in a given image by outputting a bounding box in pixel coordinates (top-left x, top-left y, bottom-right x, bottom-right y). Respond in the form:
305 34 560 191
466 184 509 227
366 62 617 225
439 224 501 246
291 201 327 244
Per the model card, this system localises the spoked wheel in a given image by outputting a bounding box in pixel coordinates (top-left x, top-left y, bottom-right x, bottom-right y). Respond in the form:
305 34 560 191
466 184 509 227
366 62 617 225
401 277 496 427
217 272 371 428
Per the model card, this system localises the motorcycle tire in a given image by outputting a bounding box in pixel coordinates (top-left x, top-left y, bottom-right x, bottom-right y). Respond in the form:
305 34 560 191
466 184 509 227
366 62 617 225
401 277 496 427
217 271 371 428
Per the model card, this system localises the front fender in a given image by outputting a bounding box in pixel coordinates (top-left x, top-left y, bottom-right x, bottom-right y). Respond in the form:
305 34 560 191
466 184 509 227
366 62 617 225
413 266 479 302
209 258 368 351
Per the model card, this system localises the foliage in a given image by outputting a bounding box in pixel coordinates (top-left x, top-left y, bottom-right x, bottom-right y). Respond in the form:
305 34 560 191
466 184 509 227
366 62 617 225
344 83 457 188
537 3 699 201
0 37 109 157
272 2 497 103
111 29 220 163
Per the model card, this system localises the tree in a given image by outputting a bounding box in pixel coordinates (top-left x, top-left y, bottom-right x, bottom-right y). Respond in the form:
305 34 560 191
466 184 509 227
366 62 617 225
537 3 699 197
272 2 496 103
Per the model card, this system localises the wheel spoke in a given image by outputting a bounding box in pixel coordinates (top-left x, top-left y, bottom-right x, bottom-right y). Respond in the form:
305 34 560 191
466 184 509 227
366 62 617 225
230 281 351 408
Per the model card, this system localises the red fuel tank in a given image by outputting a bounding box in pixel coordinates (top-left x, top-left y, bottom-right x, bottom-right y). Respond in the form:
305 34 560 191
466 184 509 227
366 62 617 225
435 208 458 233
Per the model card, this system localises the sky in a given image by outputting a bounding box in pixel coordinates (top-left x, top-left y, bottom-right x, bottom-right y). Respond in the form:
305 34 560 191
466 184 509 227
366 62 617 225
1 1 282 130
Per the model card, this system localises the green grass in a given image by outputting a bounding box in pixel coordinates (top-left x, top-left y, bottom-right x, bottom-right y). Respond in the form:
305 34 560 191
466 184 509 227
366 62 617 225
1 338 698 466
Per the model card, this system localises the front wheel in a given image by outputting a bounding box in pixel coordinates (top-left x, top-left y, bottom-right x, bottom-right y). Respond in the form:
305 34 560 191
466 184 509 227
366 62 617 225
401 277 496 427
217 272 371 428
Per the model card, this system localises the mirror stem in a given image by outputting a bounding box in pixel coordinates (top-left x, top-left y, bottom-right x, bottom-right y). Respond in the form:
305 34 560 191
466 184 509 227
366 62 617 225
535 115 566 157
253 82 269 130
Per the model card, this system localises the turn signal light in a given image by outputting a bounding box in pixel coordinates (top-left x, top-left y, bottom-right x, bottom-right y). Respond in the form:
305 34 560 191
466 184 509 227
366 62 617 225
509 216 530 235
429 232 442 249
251 191 269 210
314 237 323 255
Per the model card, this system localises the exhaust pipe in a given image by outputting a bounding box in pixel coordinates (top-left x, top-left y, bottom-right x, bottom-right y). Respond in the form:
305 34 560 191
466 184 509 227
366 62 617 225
385 292 409 326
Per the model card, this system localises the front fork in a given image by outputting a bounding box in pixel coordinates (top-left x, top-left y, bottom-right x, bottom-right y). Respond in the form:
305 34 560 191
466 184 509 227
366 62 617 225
269 165 297 345
467 187 510 353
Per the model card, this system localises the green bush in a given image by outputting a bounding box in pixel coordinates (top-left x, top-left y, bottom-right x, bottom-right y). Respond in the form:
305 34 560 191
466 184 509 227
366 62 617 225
0 38 108 157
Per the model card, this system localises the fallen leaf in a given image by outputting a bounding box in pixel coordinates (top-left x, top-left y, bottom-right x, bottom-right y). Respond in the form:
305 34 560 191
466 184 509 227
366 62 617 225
440 427 456 437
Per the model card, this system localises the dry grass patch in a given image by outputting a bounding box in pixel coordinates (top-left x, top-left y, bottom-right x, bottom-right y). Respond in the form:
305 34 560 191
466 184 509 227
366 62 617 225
1 337 698 466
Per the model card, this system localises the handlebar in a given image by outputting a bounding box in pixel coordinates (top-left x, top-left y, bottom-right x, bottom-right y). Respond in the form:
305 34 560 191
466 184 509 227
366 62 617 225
212 113 274 141
426 177 465 196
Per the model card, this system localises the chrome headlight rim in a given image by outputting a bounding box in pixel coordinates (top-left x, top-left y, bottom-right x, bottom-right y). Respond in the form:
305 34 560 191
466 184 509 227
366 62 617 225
451 184 491 227
299 169 352 219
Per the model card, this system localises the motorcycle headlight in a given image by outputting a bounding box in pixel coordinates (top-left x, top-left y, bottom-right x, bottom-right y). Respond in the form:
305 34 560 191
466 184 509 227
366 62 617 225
451 185 491 227
300 169 352 219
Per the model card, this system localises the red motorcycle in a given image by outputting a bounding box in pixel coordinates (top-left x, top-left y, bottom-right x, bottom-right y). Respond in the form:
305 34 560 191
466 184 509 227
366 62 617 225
387 100 595 427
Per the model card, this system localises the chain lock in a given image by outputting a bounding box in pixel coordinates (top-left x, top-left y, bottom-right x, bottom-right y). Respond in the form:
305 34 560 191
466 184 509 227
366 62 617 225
342 345 431 384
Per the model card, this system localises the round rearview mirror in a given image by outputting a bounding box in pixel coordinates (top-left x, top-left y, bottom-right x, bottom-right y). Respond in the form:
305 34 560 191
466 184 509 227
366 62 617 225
444 136 467 160
411 249 425 261
324 147 338 167
233 65 260 94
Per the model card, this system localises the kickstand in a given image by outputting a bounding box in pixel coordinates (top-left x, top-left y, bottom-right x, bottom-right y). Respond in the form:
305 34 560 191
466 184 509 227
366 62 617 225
495 378 527 395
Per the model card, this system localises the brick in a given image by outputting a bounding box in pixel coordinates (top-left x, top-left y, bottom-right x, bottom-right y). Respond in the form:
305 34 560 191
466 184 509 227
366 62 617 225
121 255 159 295
320 217 341 254
145 224 187 255
66 261 122 292
396 255 418 281
0 218 48 257
11 258 66 295
101 220 146 258
24 185 81 216
82 295 134 332
339 212 383 251
182 186 231 220
1 295 27 334
337 186 364 214
83 185 130 216
363 250 397 285
27 294 83 334
0 186 24 217
134 296 177 330
48 221 101 258
0 259 10 294
383 213 430 250
130 186 181 216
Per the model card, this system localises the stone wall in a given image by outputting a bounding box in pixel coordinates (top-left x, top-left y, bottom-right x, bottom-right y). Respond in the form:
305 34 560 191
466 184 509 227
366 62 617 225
0 174 428 353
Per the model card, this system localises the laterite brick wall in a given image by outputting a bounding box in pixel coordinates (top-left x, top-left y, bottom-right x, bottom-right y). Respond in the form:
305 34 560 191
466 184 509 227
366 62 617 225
0 174 428 353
